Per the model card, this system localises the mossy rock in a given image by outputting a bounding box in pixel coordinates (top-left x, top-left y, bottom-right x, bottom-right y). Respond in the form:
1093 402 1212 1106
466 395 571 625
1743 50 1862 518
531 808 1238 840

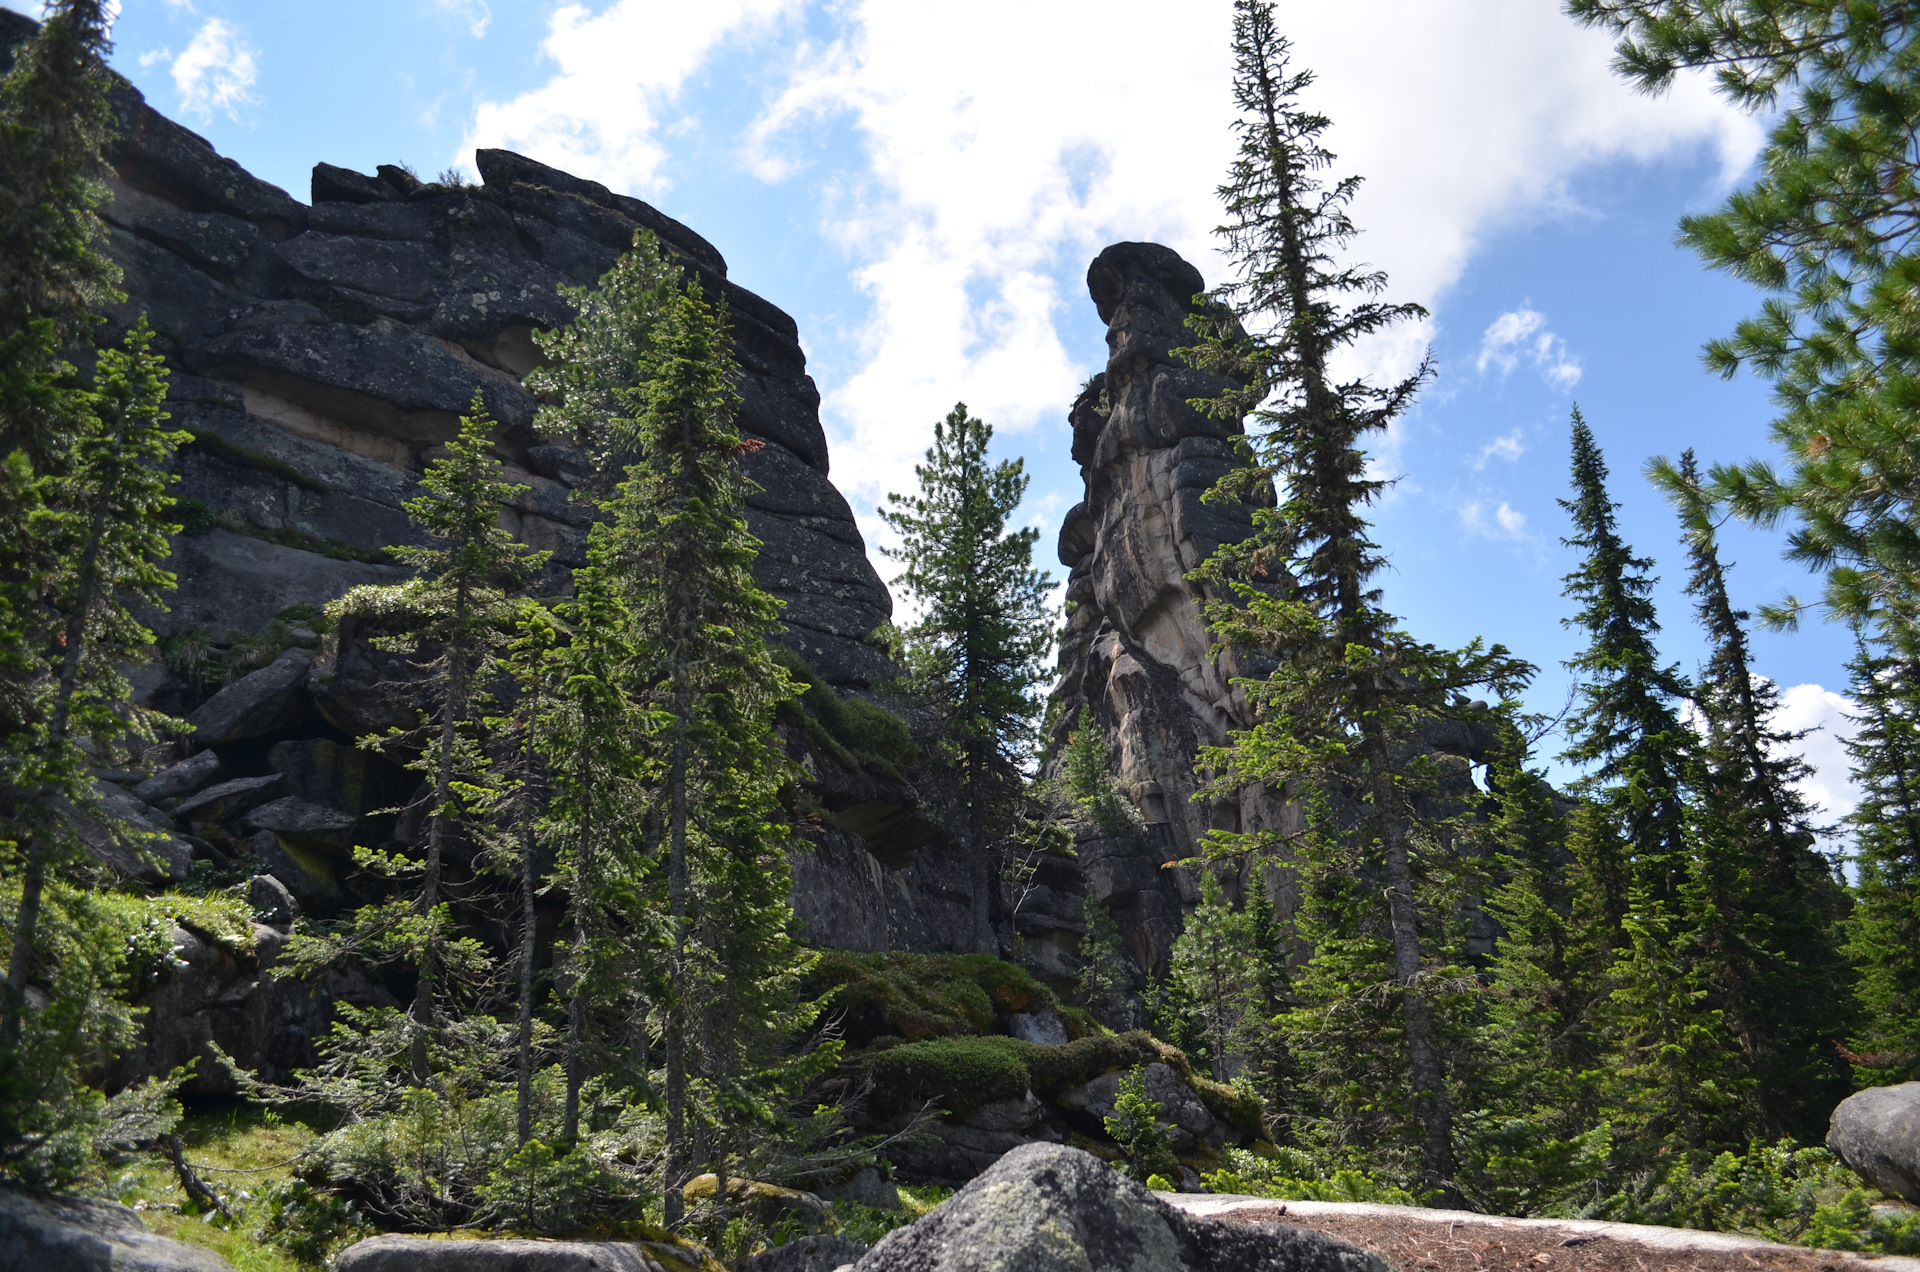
682 1175 835 1235
859 1029 1263 1137
811 950 1059 1046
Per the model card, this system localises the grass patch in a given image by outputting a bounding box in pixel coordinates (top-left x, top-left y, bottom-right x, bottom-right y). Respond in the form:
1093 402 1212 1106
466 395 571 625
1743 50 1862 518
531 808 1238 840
110 1104 332 1272
184 426 330 495
826 1183 950 1247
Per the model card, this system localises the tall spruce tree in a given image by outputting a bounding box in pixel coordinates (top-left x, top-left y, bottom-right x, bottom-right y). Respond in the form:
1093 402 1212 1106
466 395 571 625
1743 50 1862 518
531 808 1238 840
1185 0 1533 1200
1233 868 1297 1141
1569 1 1920 650
1558 415 1744 1157
1839 635 1920 1085
0 320 184 1180
881 404 1053 856
605 278 823 1227
1651 449 1853 1139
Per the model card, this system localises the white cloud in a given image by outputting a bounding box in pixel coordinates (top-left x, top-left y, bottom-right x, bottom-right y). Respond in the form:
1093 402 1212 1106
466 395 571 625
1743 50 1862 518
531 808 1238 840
1458 499 1530 541
739 0 1755 517
1474 429 1526 469
137 46 170 69
161 0 194 11
459 0 796 195
170 18 257 123
1477 306 1582 388
428 0 490 39
1773 682 1861 829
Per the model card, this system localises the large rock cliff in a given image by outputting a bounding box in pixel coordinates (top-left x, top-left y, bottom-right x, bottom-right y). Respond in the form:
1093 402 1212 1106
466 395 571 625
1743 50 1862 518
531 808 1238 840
1044 243 1292 976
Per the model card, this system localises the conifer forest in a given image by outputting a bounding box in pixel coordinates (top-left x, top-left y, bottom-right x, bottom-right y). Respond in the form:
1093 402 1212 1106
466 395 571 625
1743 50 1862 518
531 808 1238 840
4 0 1920 1268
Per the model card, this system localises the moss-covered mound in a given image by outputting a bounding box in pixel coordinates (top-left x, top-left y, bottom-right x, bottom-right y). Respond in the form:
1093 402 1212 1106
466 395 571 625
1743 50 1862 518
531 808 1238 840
860 1029 1262 1135
773 650 919 782
810 950 1060 1046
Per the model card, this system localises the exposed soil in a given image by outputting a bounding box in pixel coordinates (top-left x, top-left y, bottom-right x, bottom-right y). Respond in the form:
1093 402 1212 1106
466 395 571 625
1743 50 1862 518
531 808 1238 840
1212 1206 1863 1272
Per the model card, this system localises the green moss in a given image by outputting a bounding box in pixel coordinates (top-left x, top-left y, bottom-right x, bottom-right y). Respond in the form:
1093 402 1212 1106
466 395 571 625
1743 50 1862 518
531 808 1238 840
219 513 391 565
773 649 919 782
855 1026 1263 1135
810 950 1057 1044
184 425 330 494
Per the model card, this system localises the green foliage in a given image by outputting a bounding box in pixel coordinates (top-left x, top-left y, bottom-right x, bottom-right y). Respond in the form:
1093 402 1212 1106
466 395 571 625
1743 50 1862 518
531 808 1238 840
1104 1065 1176 1183
1075 896 1134 1031
180 425 329 494
1588 1140 1920 1256
1058 706 1146 841
880 402 1054 848
1169 872 1254 1083
1569 0 1920 649
1840 636 1920 1085
1202 1145 1417 1204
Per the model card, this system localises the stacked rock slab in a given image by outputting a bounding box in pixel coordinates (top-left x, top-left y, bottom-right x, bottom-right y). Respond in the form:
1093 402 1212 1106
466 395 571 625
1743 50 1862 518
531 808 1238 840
0 11 892 692
1047 242 1293 975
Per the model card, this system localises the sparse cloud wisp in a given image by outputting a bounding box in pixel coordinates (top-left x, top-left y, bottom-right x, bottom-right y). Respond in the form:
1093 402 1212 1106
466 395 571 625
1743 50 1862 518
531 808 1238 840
1477 307 1581 389
170 18 257 124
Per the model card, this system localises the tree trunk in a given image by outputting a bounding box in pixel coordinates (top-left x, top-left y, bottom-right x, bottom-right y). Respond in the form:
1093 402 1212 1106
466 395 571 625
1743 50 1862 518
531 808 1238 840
410 585 467 1086
516 706 540 1147
662 655 691 1229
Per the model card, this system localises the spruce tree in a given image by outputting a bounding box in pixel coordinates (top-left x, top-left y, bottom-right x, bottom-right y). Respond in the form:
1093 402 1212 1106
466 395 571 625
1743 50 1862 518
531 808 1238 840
1651 449 1853 1139
604 278 822 1226
880 404 1054 856
1462 720 1610 1216
0 320 184 1178
1233 868 1297 1141
1839 635 1920 1084
318 395 547 1085
1558 415 1742 1157
0 0 120 460
1185 0 1533 1200
1 318 179 1047
1169 871 1253 1082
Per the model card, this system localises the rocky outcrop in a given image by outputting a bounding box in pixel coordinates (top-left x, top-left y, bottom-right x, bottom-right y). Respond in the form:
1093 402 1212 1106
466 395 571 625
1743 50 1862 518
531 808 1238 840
1044 242 1287 977
0 11 891 696
844 1143 1387 1272
0 1187 237 1272
1828 1082 1920 1203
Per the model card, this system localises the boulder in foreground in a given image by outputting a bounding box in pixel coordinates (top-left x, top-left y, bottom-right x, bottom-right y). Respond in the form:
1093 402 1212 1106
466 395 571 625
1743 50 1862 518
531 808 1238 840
0 1188 236 1272
1828 1080 1920 1202
336 1232 719 1272
845 1142 1387 1272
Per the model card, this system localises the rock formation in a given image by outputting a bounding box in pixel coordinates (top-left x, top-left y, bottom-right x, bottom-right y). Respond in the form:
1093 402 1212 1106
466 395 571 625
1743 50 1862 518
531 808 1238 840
0 10 999 1089
0 1187 238 1272
842 1143 1388 1272
1043 242 1290 976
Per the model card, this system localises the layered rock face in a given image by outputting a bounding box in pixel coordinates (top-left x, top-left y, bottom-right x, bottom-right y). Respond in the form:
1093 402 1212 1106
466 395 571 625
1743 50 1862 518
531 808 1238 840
1047 243 1291 975
0 6 890 694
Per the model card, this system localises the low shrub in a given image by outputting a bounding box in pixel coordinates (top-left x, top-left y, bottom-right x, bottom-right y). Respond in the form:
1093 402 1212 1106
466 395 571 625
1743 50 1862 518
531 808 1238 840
1201 1145 1416 1204
1586 1139 1920 1256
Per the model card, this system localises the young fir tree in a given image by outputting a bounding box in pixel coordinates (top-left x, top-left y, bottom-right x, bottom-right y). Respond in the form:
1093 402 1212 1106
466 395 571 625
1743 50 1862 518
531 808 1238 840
1558 414 1743 1158
1651 449 1853 1139
1461 719 1610 1216
0 320 185 1181
1569 1 1920 650
1839 635 1920 1085
881 404 1054 856
1169 871 1253 1082
1184 0 1533 1200
1234 867 1297 1143
313 395 546 1085
604 278 826 1227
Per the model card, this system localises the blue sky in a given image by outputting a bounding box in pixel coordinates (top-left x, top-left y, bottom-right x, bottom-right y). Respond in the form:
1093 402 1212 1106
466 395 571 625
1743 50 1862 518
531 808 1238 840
9 0 1863 816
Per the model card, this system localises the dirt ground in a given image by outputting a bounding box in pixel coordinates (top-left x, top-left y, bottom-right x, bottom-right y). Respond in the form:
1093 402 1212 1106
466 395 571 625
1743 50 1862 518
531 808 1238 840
1212 1206 1866 1272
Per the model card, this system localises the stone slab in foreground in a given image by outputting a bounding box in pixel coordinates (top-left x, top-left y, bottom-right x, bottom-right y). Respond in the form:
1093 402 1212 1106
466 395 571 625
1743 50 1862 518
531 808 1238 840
1165 1194 1920 1272
0 1188 236 1272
